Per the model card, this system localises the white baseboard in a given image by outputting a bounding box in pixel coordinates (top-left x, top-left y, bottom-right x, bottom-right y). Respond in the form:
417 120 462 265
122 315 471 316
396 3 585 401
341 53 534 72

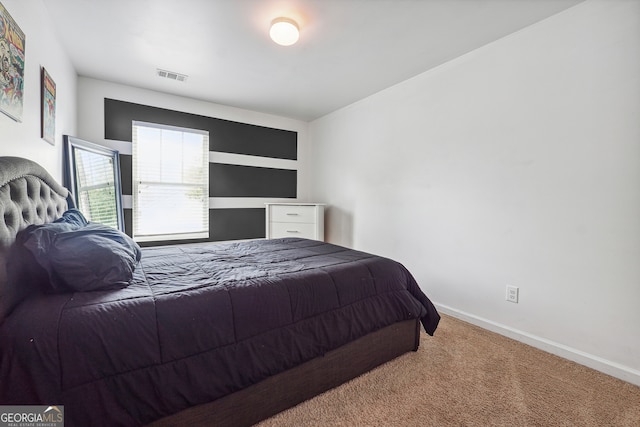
434 303 640 387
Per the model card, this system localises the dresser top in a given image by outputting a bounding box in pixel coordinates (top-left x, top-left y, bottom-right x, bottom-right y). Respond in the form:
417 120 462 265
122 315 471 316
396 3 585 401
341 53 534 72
265 202 326 206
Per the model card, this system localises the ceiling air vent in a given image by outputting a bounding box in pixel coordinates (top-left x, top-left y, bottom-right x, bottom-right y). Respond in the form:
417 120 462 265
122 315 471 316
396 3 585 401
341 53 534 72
156 68 188 82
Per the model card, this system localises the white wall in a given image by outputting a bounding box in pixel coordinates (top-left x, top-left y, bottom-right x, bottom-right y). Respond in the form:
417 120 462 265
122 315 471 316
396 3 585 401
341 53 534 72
0 0 76 180
76 77 311 207
309 0 640 385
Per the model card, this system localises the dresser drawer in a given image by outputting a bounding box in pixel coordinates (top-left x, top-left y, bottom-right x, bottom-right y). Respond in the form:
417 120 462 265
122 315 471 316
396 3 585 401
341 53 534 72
265 203 325 241
269 222 318 239
270 204 316 223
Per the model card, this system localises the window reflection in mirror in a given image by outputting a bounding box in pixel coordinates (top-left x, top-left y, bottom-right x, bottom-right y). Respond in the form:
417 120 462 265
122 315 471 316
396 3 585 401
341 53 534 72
63 135 124 231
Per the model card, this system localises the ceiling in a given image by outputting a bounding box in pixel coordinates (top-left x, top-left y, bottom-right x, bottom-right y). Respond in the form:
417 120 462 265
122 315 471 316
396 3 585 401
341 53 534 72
44 0 584 122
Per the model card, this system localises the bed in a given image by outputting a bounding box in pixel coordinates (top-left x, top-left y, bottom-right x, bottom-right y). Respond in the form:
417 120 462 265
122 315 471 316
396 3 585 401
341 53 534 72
0 156 440 426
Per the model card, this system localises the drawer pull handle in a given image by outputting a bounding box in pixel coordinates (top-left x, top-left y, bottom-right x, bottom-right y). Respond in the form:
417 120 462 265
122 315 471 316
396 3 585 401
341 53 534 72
286 230 300 233
286 213 299 216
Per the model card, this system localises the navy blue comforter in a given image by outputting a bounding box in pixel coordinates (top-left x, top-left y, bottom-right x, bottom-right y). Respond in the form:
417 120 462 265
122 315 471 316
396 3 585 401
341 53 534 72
0 238 439 426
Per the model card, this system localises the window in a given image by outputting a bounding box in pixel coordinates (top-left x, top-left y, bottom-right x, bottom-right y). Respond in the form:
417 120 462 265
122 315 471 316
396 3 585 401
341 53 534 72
132 121 209 242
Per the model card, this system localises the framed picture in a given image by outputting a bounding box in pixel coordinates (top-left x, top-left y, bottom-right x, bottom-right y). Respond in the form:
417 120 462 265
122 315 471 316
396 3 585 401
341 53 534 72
0 1 25 122
41 67 56 144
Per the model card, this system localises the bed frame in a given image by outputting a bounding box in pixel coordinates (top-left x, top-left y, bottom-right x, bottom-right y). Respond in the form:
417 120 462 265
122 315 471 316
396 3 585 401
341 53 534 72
0 156 421 426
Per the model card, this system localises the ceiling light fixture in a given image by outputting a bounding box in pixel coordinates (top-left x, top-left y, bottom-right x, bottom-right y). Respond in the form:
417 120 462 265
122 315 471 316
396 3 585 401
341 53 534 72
270 17 299 46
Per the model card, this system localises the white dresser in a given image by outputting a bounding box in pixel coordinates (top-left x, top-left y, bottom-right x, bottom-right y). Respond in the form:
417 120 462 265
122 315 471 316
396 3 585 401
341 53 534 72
265 203 325 241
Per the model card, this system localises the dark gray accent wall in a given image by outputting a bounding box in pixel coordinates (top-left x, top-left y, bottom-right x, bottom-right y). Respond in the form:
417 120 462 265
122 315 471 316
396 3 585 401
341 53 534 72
210 163 296 198
119 154 132 195
105 99 297 160
124 208 133 237
210 209 266 241
121 156 297 199
106 98 297 244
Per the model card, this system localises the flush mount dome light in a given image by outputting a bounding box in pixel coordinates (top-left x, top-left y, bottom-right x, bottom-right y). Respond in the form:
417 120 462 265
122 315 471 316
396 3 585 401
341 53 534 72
270 17 299 46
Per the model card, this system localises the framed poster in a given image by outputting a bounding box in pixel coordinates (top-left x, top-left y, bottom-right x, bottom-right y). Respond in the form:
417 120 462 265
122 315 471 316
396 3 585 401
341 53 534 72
0 1 25 122
41 67 55 144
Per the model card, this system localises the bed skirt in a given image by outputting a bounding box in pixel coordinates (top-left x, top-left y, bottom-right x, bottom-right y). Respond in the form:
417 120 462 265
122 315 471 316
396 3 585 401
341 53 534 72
147 318 420 427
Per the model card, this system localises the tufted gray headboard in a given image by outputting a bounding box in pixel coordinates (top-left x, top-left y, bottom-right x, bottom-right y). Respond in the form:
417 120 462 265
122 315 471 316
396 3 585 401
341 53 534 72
0 156 72 245
0 156 73 320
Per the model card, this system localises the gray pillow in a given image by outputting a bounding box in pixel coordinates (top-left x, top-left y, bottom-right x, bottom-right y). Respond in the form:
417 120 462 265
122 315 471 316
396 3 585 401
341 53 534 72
20 211 142 292
31 224 141 292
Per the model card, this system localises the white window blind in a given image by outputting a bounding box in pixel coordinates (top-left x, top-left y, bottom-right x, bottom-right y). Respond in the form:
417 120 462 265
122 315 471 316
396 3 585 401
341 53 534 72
132 121 209 242
74 149 118 229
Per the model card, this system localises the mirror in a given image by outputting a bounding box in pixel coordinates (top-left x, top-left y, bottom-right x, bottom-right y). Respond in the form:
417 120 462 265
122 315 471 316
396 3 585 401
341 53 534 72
64 135 124 231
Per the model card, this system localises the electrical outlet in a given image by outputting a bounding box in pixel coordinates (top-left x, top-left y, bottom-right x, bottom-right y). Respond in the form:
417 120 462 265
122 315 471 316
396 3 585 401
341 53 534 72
506 285 519 303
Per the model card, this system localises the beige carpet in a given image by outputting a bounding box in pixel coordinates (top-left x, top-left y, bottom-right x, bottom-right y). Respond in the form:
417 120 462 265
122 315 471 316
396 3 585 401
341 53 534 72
257 314 640 426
